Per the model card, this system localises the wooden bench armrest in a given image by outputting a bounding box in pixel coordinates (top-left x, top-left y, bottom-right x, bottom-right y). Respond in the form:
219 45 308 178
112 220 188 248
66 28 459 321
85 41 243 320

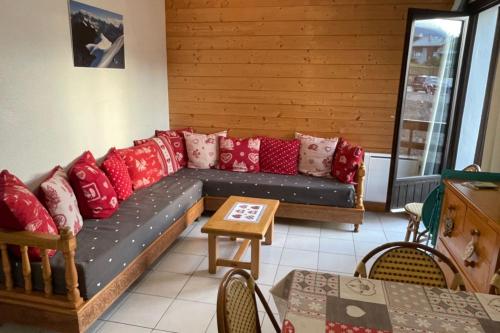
355 162 366 210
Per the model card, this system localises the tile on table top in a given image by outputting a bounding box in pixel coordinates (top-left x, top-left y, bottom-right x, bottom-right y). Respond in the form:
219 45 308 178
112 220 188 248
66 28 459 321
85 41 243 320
109 293 173 328
155 299 215 333
154 252 205 274
280 248 318 269
134 270 189 298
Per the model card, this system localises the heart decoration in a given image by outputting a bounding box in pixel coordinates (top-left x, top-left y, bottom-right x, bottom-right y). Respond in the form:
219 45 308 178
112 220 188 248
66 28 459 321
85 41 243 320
220 153 233 164
247 153 259 164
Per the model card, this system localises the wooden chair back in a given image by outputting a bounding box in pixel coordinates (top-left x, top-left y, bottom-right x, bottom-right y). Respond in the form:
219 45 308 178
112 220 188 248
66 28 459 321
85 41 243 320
217 269 280 333
354 242 465 290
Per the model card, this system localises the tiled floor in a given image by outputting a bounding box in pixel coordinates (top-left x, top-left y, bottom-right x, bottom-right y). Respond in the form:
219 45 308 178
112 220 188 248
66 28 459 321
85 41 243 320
0 211 409 333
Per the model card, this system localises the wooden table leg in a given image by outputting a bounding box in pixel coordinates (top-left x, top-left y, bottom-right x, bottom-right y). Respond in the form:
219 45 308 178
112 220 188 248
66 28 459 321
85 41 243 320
263 218 274 245
251 239 260 280
208 234 217 274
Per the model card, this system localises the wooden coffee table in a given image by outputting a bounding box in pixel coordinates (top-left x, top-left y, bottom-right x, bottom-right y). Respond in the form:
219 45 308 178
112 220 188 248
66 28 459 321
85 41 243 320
201 196 280 279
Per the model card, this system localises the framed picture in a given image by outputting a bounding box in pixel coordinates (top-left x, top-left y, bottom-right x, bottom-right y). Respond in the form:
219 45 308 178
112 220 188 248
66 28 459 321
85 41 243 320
68 0 125 68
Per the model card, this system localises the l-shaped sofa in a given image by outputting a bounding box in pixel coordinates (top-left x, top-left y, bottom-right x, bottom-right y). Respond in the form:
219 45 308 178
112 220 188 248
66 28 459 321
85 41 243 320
0 165 365 332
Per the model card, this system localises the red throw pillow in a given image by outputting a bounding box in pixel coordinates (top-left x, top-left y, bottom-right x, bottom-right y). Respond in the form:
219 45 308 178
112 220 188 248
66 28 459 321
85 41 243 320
117 142 164 190
133 137 180 175
0 170 59 259
69 151 119 219
332 138 364 184
218 137 260 173
259 137 300 175
155 128 193 168
102 149 133 201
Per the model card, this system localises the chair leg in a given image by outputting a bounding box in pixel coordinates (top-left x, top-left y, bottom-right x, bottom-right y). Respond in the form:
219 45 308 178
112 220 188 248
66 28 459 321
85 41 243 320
404 217 413 242
411 219 420 242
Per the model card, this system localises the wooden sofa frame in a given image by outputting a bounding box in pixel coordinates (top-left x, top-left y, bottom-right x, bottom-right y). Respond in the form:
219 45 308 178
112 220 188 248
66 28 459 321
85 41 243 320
0 164 365 332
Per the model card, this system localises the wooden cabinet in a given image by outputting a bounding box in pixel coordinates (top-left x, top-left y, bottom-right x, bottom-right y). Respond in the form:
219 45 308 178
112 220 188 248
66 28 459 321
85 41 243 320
436 180 500 292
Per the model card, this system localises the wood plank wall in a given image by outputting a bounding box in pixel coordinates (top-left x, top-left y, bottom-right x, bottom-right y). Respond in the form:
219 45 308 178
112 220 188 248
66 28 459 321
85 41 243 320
165 0 453 153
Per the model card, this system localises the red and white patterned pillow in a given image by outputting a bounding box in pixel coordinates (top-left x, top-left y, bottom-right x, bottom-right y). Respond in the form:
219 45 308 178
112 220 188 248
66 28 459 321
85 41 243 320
41 166 83 236
134 137 180 175
218 137 261 173
155 128 194 168
259 137 300 175
295 132 338 177
184 131 228 169
117 142 165 190
332 138 365 184
0 170 59 259
101 149 133 201
69 151 119 219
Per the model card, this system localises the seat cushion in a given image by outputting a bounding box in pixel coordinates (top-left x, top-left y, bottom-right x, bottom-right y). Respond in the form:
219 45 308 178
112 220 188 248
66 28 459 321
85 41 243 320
0 176 203 299
173 168 356 208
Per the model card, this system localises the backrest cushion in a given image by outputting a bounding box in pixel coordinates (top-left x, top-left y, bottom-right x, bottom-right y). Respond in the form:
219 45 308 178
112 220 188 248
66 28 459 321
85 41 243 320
259 137 300 175
69 151 119 219
218 137 261 173
41 166 83 236
117 142 165 190
101 149 133 201
295 132 338 177
0 170 58 259
134 137 180 175
155 127 194 167
332 138 364 184
184 131 228 169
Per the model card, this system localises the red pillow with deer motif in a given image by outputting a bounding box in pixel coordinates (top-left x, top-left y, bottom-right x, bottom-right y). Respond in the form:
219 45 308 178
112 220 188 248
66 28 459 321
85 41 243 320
218 137 261 173
259 137 300 175
155 128 193 167
117 142 164 190
0 170 59 259
332 138 364 184
133 137 180 176
101 149 133 201
69 151 119 219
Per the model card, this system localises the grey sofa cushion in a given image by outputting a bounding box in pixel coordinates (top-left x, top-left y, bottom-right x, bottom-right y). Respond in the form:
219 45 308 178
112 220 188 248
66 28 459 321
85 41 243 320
0 176 202 299
172 168 356 208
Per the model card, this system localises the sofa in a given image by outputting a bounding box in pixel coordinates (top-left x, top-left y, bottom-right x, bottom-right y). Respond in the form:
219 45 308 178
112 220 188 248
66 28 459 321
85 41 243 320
0 163 365 332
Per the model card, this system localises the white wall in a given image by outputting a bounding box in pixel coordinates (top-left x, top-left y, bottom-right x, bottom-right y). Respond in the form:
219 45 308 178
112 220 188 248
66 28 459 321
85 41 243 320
0 0 168 187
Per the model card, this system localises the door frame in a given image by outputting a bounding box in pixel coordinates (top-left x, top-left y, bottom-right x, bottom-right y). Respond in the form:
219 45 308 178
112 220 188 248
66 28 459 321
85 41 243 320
386 8 469 211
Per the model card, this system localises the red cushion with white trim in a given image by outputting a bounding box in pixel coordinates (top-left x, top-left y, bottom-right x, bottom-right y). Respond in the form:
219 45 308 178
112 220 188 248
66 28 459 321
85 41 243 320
133 137 180 175
259 137 300 175
218 137 261 173
69 151 119 219
117 142 164 190
41 166 83 236
0 170 59 259
102 149 133 201
155 128 193 167
332 138 364 184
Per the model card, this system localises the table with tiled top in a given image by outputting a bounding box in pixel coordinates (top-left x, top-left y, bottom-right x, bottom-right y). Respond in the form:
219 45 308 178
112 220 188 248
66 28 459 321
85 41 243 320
270 269 500 333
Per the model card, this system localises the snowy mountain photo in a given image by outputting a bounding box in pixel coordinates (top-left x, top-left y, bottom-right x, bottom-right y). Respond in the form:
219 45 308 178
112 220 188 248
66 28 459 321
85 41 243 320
69 1 125 68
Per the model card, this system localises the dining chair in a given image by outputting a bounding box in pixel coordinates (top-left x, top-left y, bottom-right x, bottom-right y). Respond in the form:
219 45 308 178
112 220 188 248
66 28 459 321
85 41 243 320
403 164 481 243
354 241 465 290
489 269 500 295
217 268 281 333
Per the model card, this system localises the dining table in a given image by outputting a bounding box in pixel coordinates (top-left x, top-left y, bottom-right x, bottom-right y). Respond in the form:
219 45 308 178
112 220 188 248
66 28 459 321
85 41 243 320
270 269 500 333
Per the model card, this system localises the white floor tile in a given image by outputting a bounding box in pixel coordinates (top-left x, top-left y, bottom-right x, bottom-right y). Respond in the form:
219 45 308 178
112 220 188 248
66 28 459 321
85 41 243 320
270 232 287 247
284 235 320 252
274 222 289 234
86 320 105 333
154 252 205 274
109 293 173 328
261 313 281 333
256 284 279 314
255 263 278 285
320 226 354 240
288 222 322 237
97 322 151 333
173 237 209 255
280 249 318 269
352 229 387 243
205 314 218 333
177 276 221 304
156 299 215 333
99 292 131 320
193 257 232 279
134 271 189 298
242 245 283 265
384 230 408 242
318 252 357 274
319 238 355 255
354 241 385 259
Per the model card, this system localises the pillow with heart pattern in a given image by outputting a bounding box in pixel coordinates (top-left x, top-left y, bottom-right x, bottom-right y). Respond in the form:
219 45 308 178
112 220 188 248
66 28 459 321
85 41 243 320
217 136 261 173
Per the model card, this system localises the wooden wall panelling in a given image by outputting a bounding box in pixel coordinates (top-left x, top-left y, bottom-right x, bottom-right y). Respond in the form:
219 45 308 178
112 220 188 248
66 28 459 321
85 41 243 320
165 0 454 153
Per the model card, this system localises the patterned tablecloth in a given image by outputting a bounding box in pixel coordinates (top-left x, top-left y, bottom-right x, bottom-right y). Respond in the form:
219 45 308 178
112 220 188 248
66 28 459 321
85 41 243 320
270 270 500 333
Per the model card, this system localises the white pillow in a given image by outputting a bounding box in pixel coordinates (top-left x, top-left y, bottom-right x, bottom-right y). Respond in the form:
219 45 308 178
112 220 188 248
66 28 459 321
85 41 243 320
295 132 339 177
184 131 228 169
